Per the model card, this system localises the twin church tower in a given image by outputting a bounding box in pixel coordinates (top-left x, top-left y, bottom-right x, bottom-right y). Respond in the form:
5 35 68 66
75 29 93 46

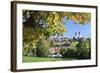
74 32 81 40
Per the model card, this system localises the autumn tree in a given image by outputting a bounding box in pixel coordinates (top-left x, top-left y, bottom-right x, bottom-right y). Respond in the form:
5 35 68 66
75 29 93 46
23 10 91 56
23 10 91 39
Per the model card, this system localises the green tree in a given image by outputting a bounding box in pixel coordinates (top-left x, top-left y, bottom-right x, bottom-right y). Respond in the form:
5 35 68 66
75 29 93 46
77 39 91 59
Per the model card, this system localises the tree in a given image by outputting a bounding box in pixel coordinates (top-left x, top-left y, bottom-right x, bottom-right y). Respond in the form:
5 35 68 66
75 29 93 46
23 10 91 38
23 10 91 56
77 39 91 59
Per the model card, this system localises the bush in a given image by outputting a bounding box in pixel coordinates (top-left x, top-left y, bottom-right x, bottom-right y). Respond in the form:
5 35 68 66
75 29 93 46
23 43 30 56
63 47 77 58
60 39 91 59
60 47 67 56
23 42 37 56
23 47 28 56
36 39 50 57
76 48 91 59
76 39 91 59
50 40 56 47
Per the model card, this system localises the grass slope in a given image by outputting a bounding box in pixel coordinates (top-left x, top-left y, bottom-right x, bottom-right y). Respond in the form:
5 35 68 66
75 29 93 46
23 56 76 62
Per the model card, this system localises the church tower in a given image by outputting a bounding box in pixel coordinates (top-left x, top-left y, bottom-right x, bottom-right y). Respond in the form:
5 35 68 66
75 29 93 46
78 32 81 38
74 32 78 39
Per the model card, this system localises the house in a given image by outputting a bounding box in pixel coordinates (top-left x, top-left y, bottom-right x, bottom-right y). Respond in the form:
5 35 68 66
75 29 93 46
49 46 62 57
49 47 61 54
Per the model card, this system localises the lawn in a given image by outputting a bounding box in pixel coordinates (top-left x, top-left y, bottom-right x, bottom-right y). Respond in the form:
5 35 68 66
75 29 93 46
23 56 76 62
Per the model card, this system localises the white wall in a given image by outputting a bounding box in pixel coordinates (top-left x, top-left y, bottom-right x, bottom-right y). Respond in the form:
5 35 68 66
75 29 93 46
0 0 99 73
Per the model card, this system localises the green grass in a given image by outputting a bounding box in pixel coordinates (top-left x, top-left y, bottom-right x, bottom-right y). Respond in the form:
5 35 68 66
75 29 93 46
23 56 76 62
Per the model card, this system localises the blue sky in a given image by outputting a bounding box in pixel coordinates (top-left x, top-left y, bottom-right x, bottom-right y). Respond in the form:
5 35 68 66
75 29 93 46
63 19 91 38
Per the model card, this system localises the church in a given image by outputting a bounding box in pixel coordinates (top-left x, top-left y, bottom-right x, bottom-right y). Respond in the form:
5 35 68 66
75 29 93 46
73 32 81 41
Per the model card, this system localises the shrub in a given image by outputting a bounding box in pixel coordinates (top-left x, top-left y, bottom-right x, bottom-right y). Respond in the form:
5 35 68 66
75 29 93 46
50 40 56 47
23 43 30 56
76 39 91 59
36 39 50 57
60 47 67 57
63 47 77 58
23 42 37 56
76 48 91 59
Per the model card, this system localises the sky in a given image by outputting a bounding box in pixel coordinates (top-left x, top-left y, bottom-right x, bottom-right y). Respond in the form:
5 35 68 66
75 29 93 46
63 19 91 38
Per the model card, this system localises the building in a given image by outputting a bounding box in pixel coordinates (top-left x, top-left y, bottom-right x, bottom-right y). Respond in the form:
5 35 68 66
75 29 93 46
73 32 81 40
